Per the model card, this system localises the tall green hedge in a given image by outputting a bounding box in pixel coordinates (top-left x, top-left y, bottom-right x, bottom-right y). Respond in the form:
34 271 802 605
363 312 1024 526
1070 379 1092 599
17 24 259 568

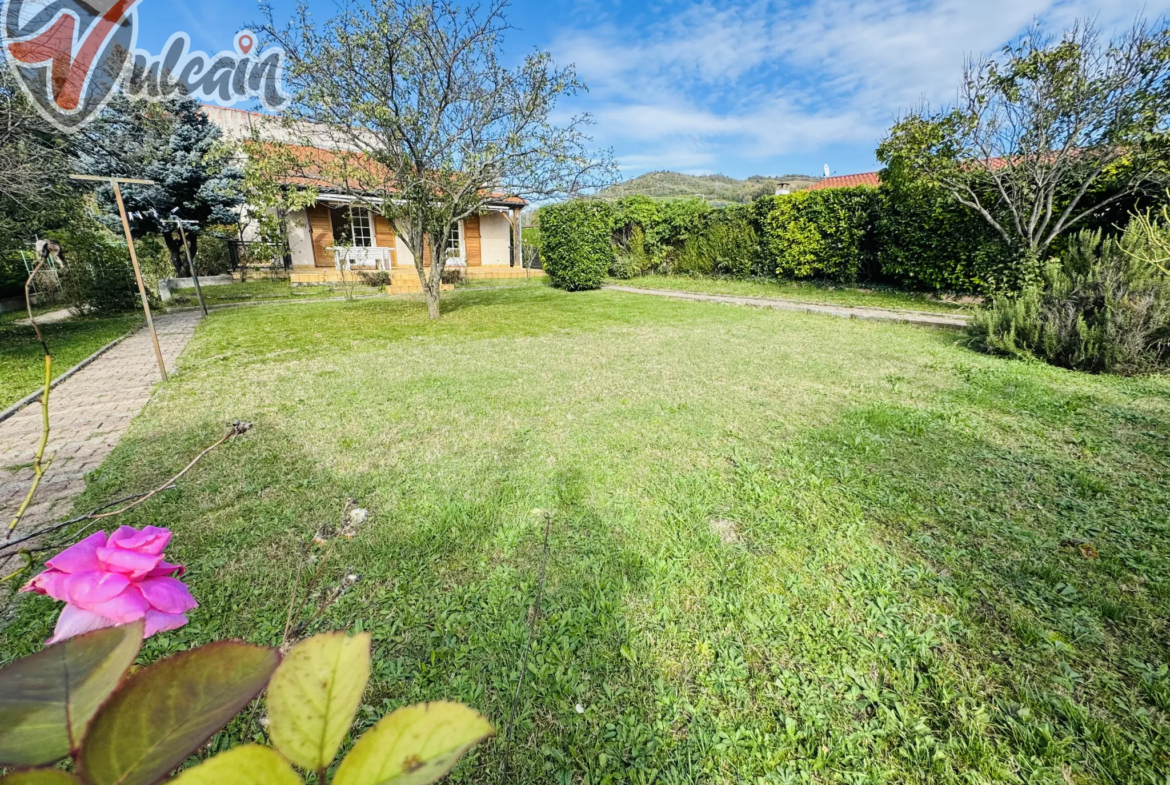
875 182 1000 292
541 183 1040 294
759 187 878 283
539 200 614 291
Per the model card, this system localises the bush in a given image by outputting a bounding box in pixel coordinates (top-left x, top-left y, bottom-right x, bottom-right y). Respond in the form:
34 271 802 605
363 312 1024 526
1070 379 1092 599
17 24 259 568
673 205 759 278
759 187 878 282
357 270 393 287
610 226 655 279
539 200 614 291
194 230 235 276
1 252 28 300
649 199 711 251
439 266 465 285
875 181 1001 292
53 227 142 314
967 223 1170 375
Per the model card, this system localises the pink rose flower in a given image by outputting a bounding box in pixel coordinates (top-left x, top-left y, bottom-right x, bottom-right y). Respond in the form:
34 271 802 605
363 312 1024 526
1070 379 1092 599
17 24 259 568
21 526 197 644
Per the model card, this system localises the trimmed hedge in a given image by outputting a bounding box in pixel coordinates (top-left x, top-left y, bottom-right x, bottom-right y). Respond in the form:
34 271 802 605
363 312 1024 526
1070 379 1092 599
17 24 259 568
674 205 760 278
539 200 614 291
759 187 878 283
540 181 1064 295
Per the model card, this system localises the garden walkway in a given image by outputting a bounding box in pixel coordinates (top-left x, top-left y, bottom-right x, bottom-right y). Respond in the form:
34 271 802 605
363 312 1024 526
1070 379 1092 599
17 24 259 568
603 285 970 329
0 311 201 570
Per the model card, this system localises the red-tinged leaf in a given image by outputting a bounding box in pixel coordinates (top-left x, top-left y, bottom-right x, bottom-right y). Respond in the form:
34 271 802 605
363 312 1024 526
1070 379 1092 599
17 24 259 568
0 621 143 767
78 641 280 785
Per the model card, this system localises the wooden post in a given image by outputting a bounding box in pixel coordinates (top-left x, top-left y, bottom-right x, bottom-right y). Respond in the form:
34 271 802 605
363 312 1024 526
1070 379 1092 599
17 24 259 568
111 182 168 381
70 174 167 381
176 221 207 316
512 206 522 270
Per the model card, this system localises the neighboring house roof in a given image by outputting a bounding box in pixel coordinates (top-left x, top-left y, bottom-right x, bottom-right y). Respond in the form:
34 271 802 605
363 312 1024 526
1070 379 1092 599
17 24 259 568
807 172 881 190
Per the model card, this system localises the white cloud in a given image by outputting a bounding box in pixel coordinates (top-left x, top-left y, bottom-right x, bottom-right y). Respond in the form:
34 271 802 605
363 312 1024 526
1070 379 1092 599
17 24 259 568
552 0 1170 175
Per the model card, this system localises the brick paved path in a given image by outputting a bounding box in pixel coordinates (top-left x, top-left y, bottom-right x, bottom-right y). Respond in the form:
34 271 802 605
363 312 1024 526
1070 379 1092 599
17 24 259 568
602 285 970 329
1 311 201 550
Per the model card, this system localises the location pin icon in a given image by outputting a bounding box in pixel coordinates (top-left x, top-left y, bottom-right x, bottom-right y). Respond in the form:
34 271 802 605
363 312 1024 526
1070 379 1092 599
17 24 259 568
236 31 254 55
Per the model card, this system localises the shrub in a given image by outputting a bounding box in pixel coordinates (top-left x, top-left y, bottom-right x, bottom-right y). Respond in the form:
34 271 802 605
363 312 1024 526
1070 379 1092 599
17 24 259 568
193 230 235 276
358 269 393 287
760 187 878 282
439 266 465 284
539 200 614 291
673 205 759 278
610 226 654 279
967 223 1170 375
53 227 142 314
649 198 711 251
1 252 26 300
612 195 661 245
875 181 1000 292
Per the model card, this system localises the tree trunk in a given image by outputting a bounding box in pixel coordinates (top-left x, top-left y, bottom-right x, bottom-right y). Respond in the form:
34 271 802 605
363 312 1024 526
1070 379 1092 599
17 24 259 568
163 231 188 277
426 231 446 320
426 273 441 319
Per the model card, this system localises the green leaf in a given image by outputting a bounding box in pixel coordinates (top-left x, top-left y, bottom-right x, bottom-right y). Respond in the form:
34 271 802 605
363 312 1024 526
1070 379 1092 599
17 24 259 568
0 771 81 785
332 701 493 785
169 744 302 785
267 631 371 771
0 620 143 766
79 641 280 785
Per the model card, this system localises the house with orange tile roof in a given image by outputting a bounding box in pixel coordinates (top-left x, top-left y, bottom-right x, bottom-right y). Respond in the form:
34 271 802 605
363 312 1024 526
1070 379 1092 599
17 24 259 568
203 105 533 289
806 171 881 190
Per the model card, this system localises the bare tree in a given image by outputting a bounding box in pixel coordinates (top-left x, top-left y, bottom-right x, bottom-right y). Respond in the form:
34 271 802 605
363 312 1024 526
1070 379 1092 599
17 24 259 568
879 19 1170 264
0 69 75 245
259 0 615 318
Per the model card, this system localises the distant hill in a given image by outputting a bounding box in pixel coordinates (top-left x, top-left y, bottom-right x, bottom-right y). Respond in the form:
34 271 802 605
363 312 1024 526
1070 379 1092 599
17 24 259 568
594 171 821 206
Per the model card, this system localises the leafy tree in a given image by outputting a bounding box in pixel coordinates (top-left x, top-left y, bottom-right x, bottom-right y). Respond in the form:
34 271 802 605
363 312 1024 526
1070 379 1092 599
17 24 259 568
0 69 86 268
261 0 615 318
239 137 319 268
74 96 243 277
878 19 1170 287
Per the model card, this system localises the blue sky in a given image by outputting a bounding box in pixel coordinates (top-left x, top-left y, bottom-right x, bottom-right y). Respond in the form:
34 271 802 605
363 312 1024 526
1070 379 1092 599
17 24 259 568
134 0 1170 180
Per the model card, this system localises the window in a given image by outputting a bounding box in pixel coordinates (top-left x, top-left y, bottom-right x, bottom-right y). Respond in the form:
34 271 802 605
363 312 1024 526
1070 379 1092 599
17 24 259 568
331 206 373 247
447 221 462 258
349 207 373 247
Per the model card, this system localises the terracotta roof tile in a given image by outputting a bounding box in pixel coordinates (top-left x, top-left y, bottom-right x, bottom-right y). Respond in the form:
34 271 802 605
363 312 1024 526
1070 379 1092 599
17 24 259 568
244 141 527 207
807 172 881 190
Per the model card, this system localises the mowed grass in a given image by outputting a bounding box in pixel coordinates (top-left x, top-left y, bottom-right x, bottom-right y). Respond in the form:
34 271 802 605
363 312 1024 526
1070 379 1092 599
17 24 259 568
0 311 141 408
616 274 974 314
3 286 1170 784
166 279 382 307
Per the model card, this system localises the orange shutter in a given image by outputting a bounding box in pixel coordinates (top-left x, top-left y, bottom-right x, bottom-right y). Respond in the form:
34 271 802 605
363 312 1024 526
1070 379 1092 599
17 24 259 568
306 204 334 267
464 214 482 266
373 214 397 259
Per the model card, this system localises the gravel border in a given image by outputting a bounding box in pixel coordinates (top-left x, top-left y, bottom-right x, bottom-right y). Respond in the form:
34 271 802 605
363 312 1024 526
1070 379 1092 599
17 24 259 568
602 285 970 329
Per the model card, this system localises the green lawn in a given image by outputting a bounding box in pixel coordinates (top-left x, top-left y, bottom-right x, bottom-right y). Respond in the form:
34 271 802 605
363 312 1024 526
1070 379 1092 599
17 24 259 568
0 311 142 409
613 274 974 314
167 279 382 307
3 286 1169 783
456 275 551 289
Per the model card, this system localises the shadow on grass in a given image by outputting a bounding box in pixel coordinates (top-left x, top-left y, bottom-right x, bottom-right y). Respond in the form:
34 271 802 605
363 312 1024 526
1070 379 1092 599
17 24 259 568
0 414 668 785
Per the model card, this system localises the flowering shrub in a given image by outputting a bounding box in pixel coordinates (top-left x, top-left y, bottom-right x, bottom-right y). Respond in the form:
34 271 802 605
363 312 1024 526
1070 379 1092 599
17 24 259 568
21 526 196 644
